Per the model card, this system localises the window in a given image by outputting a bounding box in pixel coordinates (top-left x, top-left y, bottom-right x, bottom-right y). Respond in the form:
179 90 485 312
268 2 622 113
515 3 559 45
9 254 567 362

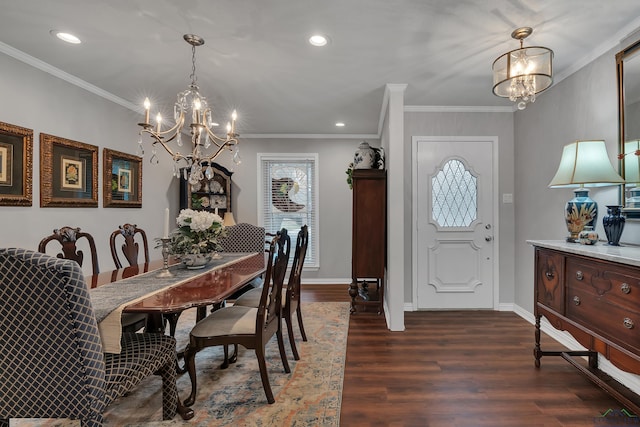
258 153 319 268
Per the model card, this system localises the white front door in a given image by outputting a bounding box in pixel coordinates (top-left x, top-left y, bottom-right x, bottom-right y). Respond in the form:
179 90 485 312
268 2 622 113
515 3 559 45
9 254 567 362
413 137 497 310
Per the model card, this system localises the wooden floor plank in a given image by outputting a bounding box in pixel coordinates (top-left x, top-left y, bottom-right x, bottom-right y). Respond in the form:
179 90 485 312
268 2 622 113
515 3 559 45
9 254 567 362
300 284 631 426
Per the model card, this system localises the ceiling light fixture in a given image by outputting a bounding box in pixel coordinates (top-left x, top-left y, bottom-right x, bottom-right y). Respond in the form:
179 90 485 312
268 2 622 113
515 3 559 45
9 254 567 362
309 34 328 47
492 27 553 110
50 30 81 44
137 34 240 185
335 122 345 127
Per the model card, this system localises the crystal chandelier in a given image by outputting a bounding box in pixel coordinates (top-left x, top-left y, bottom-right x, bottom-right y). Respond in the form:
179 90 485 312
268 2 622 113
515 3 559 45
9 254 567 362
492 27 553 110
137 34 240 185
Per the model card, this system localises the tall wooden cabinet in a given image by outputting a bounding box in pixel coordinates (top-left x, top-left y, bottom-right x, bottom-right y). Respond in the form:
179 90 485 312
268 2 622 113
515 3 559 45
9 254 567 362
349 169 386 314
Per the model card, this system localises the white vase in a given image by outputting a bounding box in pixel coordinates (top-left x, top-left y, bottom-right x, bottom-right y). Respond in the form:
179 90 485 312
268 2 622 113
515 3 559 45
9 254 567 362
181 253 213 269
353 142 376 169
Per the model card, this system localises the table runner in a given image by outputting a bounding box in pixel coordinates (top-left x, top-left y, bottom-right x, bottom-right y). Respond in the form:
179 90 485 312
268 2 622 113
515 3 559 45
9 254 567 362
90 252 256 353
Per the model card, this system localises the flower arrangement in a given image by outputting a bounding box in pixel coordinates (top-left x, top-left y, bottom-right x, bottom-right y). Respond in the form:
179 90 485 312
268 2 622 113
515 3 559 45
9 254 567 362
165 209 226 255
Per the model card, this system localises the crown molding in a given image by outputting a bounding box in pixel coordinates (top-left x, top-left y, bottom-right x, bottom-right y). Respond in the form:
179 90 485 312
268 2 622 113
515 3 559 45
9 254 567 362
404 105 514 113
241 133 379 140
0 41 140 112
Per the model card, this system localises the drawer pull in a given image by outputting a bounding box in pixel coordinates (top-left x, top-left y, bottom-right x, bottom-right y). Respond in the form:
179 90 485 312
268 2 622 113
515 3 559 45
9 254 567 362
545 271 554 280
621 283 631 294
624 318 635 329
573 296 581 306
575 270 584 281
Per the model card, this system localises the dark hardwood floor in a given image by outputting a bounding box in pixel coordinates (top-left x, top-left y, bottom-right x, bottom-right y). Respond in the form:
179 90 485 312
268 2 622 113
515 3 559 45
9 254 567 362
301 284 628 426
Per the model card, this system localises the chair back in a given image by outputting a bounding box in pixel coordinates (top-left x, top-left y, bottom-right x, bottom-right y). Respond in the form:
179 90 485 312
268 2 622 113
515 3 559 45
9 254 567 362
219 223 266 253
257 229 290 342
0 248 107 421
38 226 99 275
109 223 150 268
286 225 309 309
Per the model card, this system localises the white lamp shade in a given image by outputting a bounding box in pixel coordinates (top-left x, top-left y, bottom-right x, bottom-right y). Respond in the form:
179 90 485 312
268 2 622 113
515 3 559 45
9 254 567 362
624 140 640 184
548 140 625 188
223 212 236 226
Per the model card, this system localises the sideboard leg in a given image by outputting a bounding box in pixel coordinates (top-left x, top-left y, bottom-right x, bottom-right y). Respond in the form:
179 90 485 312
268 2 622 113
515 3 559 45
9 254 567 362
534 314 542 368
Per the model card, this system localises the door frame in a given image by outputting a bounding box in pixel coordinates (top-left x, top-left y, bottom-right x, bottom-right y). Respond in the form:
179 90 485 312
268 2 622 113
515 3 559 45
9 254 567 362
411 136 500 311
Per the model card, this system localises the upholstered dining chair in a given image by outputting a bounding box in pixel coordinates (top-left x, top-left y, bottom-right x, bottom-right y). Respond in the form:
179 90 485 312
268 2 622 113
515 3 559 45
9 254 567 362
0 248 192 427
39 226 147 333
109 223 150 269
234 225 309 360
183 230 291 406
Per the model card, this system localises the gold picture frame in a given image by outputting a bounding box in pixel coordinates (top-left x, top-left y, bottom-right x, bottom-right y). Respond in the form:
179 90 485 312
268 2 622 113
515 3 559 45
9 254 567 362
40 133 98 207
0 121 33 206
103 148 142 208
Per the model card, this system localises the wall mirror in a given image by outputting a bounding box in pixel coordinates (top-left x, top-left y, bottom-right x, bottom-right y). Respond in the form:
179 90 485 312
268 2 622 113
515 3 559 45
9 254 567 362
618 38 640 218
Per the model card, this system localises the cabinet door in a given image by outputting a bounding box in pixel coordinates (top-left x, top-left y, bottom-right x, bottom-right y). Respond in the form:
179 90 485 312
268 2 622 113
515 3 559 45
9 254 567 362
352 170 386 279
535 248 564 314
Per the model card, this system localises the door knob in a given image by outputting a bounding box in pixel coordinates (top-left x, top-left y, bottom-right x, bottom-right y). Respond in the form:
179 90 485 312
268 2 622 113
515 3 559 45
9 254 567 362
485 236 493 242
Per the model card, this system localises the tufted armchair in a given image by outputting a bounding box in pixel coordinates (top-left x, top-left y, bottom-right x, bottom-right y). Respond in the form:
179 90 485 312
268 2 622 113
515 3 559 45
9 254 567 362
0 248 192 426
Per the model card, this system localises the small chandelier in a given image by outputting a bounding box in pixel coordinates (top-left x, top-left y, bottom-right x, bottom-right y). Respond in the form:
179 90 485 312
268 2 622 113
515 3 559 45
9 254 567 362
137 34 240 185
492 27 553 110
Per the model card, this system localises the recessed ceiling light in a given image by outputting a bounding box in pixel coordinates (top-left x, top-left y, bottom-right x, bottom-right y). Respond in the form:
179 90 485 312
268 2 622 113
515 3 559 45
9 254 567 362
309 34 328 47
335 122 345 127
50 30 81 44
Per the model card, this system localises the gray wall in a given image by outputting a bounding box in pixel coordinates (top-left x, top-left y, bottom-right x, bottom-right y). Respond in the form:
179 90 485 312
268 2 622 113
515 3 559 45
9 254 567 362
513 47 631 312
0 51 363 282
403 111 516 306
0 53 179 274
213 136 367 282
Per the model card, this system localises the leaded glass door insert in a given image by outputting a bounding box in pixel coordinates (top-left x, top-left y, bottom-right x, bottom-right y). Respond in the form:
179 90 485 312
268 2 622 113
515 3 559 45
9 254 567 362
432 159 477 228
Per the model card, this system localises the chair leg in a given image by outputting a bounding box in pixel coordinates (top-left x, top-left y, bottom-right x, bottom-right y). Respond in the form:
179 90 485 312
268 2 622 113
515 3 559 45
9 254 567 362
183 343 198 407
255 346 275 404
296 306 308 342
285 312 300 360
276 326 291 373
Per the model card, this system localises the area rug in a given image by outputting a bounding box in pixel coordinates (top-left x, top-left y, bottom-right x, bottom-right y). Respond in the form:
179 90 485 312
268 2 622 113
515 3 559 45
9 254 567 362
11 302 350 427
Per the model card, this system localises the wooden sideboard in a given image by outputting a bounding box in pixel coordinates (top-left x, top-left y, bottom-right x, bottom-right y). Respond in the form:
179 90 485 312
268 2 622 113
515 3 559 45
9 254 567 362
530 240 640 413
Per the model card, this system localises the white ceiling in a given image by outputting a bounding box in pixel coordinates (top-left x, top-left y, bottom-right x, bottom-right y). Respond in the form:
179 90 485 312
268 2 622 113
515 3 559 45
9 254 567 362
2 0 640 137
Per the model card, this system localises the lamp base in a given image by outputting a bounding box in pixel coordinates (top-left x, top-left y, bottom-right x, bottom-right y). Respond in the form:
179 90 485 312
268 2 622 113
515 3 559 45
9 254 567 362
564 188 597 243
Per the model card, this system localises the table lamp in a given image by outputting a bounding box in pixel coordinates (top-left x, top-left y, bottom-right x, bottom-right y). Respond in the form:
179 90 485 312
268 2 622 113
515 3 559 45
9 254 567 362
548 140 624 242
223 212 236 226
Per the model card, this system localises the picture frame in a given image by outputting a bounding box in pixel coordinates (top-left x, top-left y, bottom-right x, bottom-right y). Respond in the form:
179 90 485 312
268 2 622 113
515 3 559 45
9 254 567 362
0 121 33 206
103 148 142 208
40 133 98 207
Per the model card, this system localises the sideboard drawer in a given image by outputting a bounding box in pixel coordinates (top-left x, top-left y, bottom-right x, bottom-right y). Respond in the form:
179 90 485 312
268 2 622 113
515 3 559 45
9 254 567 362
567 283 640 353
566 257 640 312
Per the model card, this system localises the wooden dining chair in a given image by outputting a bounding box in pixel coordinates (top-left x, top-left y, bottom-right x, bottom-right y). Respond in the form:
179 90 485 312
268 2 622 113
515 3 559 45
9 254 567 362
38 226 146 333
0 248 192 426
109 223 150 269
183 230 291 406
234 225 309 360
38 226 99 275
108 223 151 333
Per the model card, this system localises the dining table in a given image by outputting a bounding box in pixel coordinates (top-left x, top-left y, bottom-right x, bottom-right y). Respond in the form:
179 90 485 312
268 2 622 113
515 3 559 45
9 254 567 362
85 251 266 420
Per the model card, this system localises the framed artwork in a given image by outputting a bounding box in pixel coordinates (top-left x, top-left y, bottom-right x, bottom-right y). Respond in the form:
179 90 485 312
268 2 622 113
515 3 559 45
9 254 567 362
40 133 98 207
103 148 142 208
0 121 33 206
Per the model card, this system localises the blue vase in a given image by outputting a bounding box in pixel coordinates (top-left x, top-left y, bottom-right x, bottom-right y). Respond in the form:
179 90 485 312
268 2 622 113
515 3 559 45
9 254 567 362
603 205 625 246
564 189 597 243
